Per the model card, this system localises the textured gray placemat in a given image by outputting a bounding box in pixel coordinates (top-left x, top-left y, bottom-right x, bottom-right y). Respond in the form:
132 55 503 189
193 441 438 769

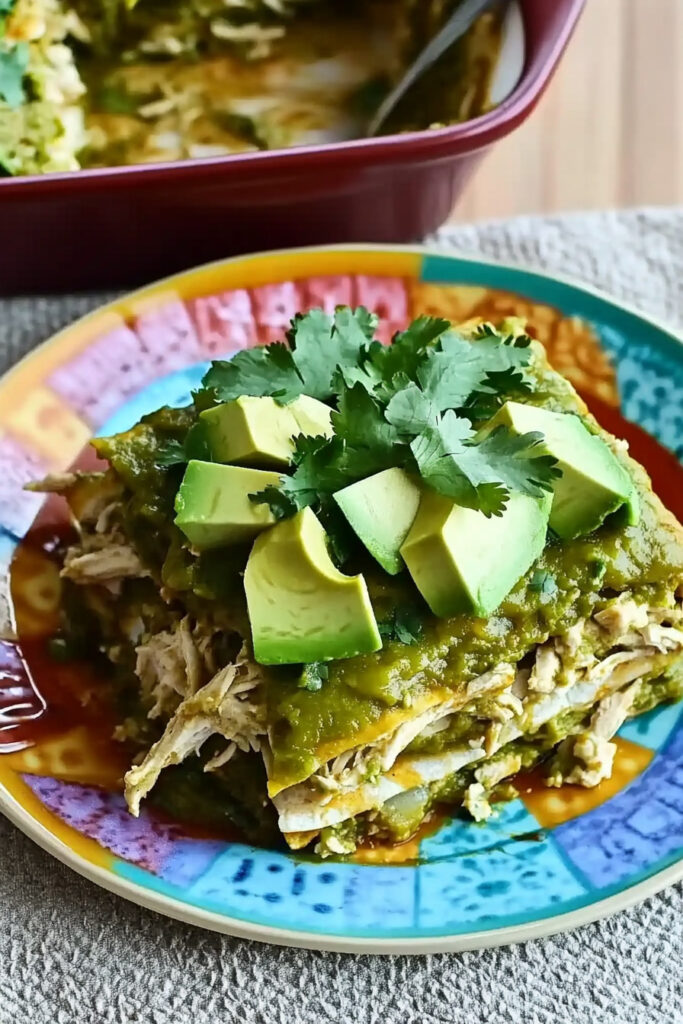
1 208 683 1024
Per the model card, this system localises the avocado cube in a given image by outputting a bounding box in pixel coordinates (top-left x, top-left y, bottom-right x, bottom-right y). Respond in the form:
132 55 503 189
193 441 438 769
484 401 638 539
400 489 552 618
333 468 422 575
200 395 333 468
244 507 382 665
174 460 282 549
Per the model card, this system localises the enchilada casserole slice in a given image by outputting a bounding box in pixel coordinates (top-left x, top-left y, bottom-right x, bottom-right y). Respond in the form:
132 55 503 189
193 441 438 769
1 0 503 174
33 310 683 856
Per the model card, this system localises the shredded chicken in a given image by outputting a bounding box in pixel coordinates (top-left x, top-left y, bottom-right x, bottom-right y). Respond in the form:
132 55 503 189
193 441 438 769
465 663 515 699
593 595 683 655
565 734 617 788
559 619 587 660
639 623 683 653
484 689 524 722
511 668 530 700
280 602 683 818
561 682 641 788
136 616 216 718
528 644 560 694
484 720 503 756
594 596 649 636
27 470 123 523
530 597 683 702
26 471 80 493
475 751 522 791
306 662 518 798
309 699 456 796
591 683 641 738
124 645 267 816
463 782 492 822
62 541 149 584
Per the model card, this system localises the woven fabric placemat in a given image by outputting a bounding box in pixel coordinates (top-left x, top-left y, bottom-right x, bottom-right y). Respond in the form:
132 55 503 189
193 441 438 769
1 207 682 1024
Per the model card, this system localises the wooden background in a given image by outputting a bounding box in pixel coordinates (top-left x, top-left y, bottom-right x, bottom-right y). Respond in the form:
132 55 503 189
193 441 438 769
453 0 683 222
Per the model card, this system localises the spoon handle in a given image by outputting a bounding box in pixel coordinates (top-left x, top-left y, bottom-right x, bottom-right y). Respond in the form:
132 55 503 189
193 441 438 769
366 0 503 137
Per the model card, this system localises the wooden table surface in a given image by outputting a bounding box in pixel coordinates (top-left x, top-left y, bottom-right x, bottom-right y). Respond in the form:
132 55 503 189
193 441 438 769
453 0 683 222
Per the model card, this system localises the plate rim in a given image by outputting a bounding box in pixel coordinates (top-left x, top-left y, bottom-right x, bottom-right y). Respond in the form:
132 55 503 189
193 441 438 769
1 241 682 954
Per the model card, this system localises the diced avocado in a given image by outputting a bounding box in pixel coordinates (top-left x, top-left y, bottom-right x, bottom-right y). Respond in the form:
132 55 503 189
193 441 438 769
244 507 382 665
174 460 281 549
400 489 552 617
200 395 333 468
484 401 638 538
333 468 421 574
289 395 335 438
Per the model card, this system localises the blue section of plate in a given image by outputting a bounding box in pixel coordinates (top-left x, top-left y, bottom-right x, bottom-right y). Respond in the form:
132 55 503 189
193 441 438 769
115 800 589 937
553 723 683 888
618 702 683 751
96 362 210 437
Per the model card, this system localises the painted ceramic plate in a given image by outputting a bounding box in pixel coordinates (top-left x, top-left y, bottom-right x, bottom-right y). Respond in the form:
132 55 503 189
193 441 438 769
1 246 682 954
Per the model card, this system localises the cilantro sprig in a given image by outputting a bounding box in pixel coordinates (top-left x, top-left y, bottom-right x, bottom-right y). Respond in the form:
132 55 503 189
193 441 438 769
202 307 377 404
194 308 560 525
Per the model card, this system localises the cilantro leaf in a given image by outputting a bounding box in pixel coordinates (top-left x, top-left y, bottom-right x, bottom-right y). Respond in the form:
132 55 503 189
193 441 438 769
287 432 329 465
0 42 28 109
251 383 408 520
294 305 378 397
192 387 218 413
249 483 298 520
415 331 532 413
286 437 351 494
292 307 378 399
203 311 556 528
471 427 561 499
411 415 558 517
385 383 438 435
590 559 607 586
366 315 450 382
331 382 405 476
378 604 424 645
529 570 558 599
461 367 534 423
316 494 358 565
286 309 338 399
250 436 350 517
333 304 378 343
410 410 489 512
184 420 212 461
155 439 187 468
298 662 329 691
473 320 531 346
202 344 302 404
155 421 211 468
202 307 378 405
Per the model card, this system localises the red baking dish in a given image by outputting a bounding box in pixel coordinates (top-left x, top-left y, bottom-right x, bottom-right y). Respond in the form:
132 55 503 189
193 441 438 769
0 0 584 295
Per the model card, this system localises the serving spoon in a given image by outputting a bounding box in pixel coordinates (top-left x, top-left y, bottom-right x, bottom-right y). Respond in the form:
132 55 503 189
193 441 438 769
366 0 509 138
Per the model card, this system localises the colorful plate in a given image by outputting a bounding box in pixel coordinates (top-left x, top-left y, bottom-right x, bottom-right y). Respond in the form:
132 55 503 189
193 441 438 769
1 246 682 954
